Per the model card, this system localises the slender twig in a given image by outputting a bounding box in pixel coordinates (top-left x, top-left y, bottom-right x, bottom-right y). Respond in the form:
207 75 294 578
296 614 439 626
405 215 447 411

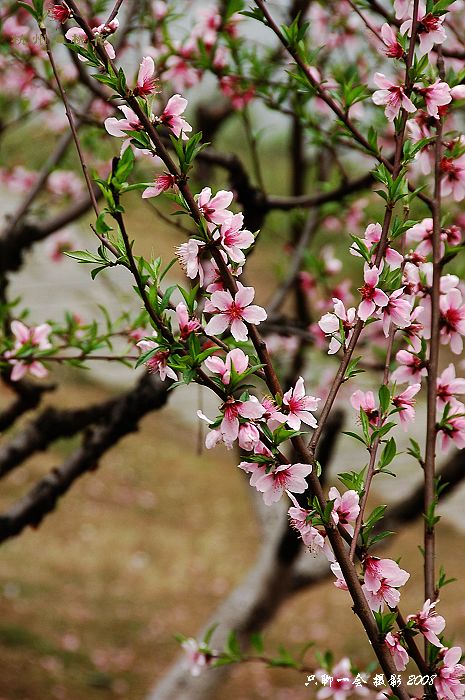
349 325 397 562
106 0 126 24
40 27 99 216
424 47 445 605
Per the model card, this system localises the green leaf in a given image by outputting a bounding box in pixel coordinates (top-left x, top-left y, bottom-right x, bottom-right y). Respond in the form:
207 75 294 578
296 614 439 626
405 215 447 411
374 610 397 634
338 468 366 494
112 148 135 188
268 645 298 668
407 438 423 463
224 631 242 660
95 212 112 235
360 408 370 444
367 530 395 547
378 384 391 414
342 431 368 446
203 624 218 646
250 632 264 654
90 265 109 280
364 504 387 531
379 437 397 470
344 356 364 380
432 0 454 14
65 250 104 264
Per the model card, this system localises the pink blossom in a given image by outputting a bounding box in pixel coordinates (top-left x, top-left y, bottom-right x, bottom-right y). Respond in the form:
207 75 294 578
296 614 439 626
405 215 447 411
278 376 320 430
47 170 83 199
315 658 368 700
181 638 210 676
379 288 412 336
159 94 192 139
372 73 416 122
350 390 378 424
419 79 451 119
238 423 260 451
381 24 404 59
402 305 425 353
446 225 462 248
392 383 421 428
408 115 435 174
191 7 221 48
437 364 465 409
164 55 200 92
328 487 360 536
196 187 234 225
11 321 51 349
287 493 327 553
104 106 143 138
175 302 200 339
318 299 357 354
350 223 403 269
6 321 52 382
394 0 411 19
385 632 409 671
152 1 168 21
135 56 158 97
362 557 410 611
402 261 424 297
406 218 433 255
391 349 427 384
407 599 446 647
331 563 349 590
45 231 76 262
265 334 299 356
128 327 146 342
136 338 177 381
358 265 389 321
176 239 205 282
451 85 465 100
204 348 249 385
65 24 117 60
401 4 447 57
434 647 465 700
438 410 465 451
0 166 38 194
219 395 265 445
261 397 286 432
441 155 465 201
438 289 465 354
204 283 266 341
213 213 254 264
142 173 177 198
406 217 459 257
250 463 312 506
321 246 342 274
1 16 29 42
220 75 255 110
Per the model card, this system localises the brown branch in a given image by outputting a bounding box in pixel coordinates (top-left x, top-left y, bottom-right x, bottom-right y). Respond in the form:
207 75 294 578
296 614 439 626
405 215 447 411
0 378 56 432
0 372 169 543
0 394 130 478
